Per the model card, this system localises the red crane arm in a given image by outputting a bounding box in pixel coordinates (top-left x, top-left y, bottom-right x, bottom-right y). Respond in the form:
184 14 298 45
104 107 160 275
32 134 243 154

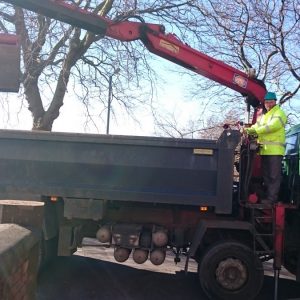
2 0 266 105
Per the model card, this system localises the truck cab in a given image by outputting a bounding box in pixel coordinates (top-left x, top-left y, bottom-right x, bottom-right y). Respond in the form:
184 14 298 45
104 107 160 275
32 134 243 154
281 124 300 278
282 124 300 205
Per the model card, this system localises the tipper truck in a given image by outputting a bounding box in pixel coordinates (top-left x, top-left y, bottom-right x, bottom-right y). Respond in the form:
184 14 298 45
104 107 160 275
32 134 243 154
0 1 300 299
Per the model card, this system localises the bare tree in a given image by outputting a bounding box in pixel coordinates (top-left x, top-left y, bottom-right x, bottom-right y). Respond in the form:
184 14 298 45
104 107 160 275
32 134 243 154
155 0 300 137
198 109 243 139
1 0 299 133
0 0 202 131
187 0 300 107
153 110 202 138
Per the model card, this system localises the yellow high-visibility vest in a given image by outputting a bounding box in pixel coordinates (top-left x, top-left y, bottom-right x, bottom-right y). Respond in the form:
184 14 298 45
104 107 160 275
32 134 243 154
253 105 287 155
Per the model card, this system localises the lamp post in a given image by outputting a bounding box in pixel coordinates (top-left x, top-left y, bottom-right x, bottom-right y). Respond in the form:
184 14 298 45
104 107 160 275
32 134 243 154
106 68 120 134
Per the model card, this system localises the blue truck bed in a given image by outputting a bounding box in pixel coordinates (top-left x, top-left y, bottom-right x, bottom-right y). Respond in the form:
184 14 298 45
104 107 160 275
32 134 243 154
0 129 240 213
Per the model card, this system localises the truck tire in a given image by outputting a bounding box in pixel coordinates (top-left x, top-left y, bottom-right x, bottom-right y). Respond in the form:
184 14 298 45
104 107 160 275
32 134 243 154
198 241 263 300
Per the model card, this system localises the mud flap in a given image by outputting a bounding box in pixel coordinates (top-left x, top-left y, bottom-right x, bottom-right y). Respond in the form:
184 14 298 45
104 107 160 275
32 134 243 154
58 225 82 256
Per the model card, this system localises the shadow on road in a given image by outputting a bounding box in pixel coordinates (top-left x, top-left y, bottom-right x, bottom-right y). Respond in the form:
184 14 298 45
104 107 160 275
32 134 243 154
37 256 300 300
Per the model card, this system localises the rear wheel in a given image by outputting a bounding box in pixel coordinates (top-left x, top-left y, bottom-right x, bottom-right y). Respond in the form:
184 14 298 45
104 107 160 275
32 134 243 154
198 241 264 300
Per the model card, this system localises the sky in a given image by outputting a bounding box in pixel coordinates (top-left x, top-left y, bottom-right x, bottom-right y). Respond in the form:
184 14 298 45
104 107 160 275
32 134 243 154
1 53 298 136
2 63 299 137
0 63 203 136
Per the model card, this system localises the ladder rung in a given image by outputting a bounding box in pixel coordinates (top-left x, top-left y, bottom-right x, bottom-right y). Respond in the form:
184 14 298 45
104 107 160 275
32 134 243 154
254 216 273 220
256 250 274 255
250 205 273 210
255 233 273 237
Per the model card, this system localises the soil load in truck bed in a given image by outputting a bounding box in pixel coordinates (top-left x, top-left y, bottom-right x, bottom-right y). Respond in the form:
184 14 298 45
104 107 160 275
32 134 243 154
0 129 240 213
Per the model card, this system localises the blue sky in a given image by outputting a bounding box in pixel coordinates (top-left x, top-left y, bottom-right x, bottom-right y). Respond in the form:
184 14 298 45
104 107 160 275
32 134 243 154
0 60 203 136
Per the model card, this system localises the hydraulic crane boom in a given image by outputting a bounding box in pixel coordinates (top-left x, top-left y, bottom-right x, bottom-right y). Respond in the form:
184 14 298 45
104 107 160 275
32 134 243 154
2 0 266 105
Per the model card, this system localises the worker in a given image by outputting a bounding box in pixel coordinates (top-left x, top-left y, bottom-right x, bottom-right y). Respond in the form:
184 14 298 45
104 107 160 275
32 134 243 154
246 92 287 204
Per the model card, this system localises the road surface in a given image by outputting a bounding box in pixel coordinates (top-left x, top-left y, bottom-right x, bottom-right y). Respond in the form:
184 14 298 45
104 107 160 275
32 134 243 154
37 238 300 300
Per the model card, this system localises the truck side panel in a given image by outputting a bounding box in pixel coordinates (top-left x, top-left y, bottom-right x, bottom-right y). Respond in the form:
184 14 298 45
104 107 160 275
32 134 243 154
0 129 240 213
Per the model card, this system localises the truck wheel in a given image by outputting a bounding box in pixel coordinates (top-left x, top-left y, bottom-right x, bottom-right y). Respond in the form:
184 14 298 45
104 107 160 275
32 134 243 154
198 241 263 300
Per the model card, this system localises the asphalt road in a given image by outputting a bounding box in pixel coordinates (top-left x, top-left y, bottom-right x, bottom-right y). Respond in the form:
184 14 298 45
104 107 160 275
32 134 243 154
36 239 300 300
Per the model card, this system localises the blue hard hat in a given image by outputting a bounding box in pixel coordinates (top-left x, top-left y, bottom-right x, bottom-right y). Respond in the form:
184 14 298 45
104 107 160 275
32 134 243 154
264 92 277 101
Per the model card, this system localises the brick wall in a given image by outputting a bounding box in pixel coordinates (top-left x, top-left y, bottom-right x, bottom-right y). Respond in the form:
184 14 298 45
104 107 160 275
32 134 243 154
0 200 44 228
0 224 40 300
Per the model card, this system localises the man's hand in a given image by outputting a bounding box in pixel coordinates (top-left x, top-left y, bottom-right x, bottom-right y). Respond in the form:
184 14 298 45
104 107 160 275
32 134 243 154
245 127 257 136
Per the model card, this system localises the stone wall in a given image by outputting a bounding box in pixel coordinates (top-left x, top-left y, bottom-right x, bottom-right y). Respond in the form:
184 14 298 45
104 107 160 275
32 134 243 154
0 200 44 228
0 200 44 300
0 224 40 300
